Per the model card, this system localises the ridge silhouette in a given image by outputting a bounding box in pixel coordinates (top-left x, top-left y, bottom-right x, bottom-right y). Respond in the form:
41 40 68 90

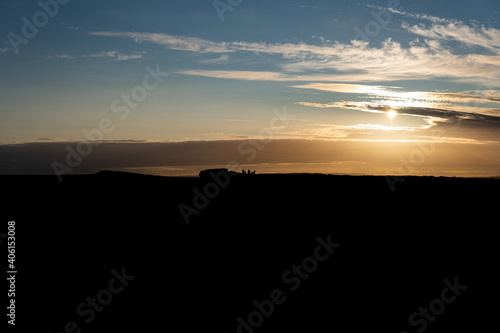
1 172 498 332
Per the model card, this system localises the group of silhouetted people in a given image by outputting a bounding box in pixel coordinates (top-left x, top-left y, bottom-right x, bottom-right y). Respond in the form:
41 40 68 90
241 169 256 175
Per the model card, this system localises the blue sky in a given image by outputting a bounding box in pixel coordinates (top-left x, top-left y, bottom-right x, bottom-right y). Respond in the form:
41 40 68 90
1 0 500 176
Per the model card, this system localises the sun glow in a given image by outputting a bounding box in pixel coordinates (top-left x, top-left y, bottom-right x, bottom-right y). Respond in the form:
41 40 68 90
387 110 398 119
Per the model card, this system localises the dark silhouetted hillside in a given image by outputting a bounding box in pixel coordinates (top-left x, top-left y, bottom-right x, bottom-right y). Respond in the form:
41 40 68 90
2 172 498 332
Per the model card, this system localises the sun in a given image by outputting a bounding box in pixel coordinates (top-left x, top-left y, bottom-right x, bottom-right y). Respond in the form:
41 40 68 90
387 110 397 119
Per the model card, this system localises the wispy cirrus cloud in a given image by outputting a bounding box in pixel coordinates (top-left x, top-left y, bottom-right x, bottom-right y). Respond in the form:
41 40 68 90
369 5 459 25
87 50 147 61
402 22 500 53
280 38 500 85
90 26 500 86
368 6 500 53
199 54 229 64
44 50 147 61
293 83 500 105
177 69 296 81
44 54 75 60
89 31 234 53
176 37 500 84
89 51 120 58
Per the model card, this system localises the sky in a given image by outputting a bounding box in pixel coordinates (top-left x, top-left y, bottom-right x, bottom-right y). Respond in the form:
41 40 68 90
1 0 500 177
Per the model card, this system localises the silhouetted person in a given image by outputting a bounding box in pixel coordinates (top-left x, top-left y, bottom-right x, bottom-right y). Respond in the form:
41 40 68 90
251 170 256 175
247 169 251 175
242 170 247 175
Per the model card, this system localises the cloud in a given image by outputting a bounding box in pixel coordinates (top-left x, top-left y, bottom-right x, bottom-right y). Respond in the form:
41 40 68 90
116 53 145 61
293 83 500 107
88 50 146 61
36 138 61 142
370 5 458 25
293 82 500 143
89 51 118 58
44 51 147 61
91 24 500 85
290 4 319 10
280 38 500 85
176 69 353 82
176 70 297 81
89 31 234 53
199 55 229 64
1 140 499 177
90 30 383 60
402 22 500 53
293 83 401 95
375 6 500 53
44 54 75 60
297 100 500 141
89 30 348 58
61 23 83 31
277 123 421 141
369 6 500 56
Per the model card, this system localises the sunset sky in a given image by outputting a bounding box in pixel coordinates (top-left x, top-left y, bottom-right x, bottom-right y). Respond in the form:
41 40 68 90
1 0 500 176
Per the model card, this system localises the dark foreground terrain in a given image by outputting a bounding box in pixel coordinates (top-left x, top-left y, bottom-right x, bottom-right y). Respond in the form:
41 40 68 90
2 171 499 332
